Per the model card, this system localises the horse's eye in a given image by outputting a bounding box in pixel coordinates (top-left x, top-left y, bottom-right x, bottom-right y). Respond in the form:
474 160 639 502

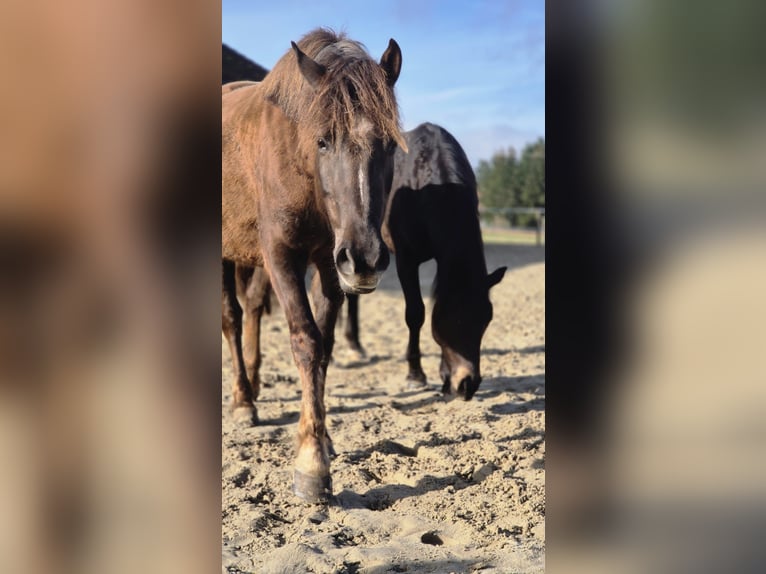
317 137 328 151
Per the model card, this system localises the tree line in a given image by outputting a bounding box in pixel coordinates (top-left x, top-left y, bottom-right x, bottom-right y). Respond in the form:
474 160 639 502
476 137 545 228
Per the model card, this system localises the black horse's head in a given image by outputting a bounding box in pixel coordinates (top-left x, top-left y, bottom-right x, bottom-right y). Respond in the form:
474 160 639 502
292 36 405 294
432 266 506 400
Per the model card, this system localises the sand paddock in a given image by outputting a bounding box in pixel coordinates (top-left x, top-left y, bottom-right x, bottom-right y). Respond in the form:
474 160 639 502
222 244 545 573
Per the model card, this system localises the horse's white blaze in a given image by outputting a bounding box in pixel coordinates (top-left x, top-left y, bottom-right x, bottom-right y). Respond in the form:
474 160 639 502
358 164 368 214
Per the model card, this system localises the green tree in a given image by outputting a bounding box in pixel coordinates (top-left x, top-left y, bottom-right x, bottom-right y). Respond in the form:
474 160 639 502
514 138 545 227
477 147 517 225
476 138 544 228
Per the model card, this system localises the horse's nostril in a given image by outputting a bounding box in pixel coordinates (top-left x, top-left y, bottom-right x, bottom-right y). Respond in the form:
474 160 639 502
335 247 355 275
457 376 470 396
374 248 390 272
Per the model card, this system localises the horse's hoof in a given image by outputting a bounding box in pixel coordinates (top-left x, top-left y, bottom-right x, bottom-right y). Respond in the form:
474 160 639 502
293 470 332 503
405 374 428 390
350 345 367 359
232 404 258 426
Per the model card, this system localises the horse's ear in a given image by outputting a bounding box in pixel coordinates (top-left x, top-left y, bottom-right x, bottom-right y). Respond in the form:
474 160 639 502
487 266 507 289
291 41 326 88
379 38 402 86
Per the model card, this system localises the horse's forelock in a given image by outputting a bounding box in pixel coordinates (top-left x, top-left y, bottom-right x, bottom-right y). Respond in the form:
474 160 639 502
314 40 368 65
262 28 406 154
307 57 405 153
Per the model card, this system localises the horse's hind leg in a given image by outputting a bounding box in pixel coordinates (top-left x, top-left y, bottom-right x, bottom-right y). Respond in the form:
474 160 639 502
343 294 366 357
222 260 257 424
236 264 271 401
396 255 428 387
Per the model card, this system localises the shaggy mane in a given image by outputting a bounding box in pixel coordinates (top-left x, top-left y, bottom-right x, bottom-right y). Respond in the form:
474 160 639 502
261 28 406 152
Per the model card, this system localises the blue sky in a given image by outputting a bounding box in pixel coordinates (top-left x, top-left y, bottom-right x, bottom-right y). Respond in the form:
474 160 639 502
222 0 544 167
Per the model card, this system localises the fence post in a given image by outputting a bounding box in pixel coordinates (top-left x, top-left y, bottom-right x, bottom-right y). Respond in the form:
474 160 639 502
535 212 541 246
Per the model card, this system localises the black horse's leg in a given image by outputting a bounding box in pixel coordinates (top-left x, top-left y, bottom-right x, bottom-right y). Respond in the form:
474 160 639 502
309 261 344 458
396 253 428 386
264 246 332 502
236 264 271 401
222 260 258 424
343 294 365 357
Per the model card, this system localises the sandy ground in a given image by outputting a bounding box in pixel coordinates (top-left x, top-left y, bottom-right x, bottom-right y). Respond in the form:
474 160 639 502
222 244 545 573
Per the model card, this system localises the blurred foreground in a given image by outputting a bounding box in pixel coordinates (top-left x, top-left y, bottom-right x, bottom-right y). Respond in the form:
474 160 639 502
2 1 766 572
0 1 220 573
548 1 766 572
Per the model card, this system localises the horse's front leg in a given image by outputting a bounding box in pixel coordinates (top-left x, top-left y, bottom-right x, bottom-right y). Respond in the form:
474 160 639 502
343 294 366 357
309 260 344 457
396 253 428 387
265 248 332 502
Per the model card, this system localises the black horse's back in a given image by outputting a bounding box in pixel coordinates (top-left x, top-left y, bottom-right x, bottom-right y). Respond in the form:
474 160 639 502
222 44 268 84
393 122 476 194
388 123 481 264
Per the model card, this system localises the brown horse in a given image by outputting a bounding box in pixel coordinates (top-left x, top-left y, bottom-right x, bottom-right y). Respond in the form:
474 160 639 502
222 28 404 502
346 122 506 400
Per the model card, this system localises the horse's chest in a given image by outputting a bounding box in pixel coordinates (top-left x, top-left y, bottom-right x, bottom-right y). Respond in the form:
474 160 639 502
280 213 331 251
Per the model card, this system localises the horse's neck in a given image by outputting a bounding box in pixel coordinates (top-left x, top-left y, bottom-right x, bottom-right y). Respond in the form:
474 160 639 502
434 232 488 295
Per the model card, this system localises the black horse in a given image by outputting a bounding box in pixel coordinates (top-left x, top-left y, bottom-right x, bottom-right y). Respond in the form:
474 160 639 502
345 122 506 400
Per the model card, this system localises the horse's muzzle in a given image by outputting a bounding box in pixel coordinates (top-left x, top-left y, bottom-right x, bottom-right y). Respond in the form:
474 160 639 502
440 374 481 401
334 242 389 294
337 271 381 294
440 362 481 401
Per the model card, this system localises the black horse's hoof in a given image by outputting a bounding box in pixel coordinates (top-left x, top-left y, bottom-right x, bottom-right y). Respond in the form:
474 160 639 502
293 470 333 503
349 344 367 359
232 404 258 426
405 373 428 390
